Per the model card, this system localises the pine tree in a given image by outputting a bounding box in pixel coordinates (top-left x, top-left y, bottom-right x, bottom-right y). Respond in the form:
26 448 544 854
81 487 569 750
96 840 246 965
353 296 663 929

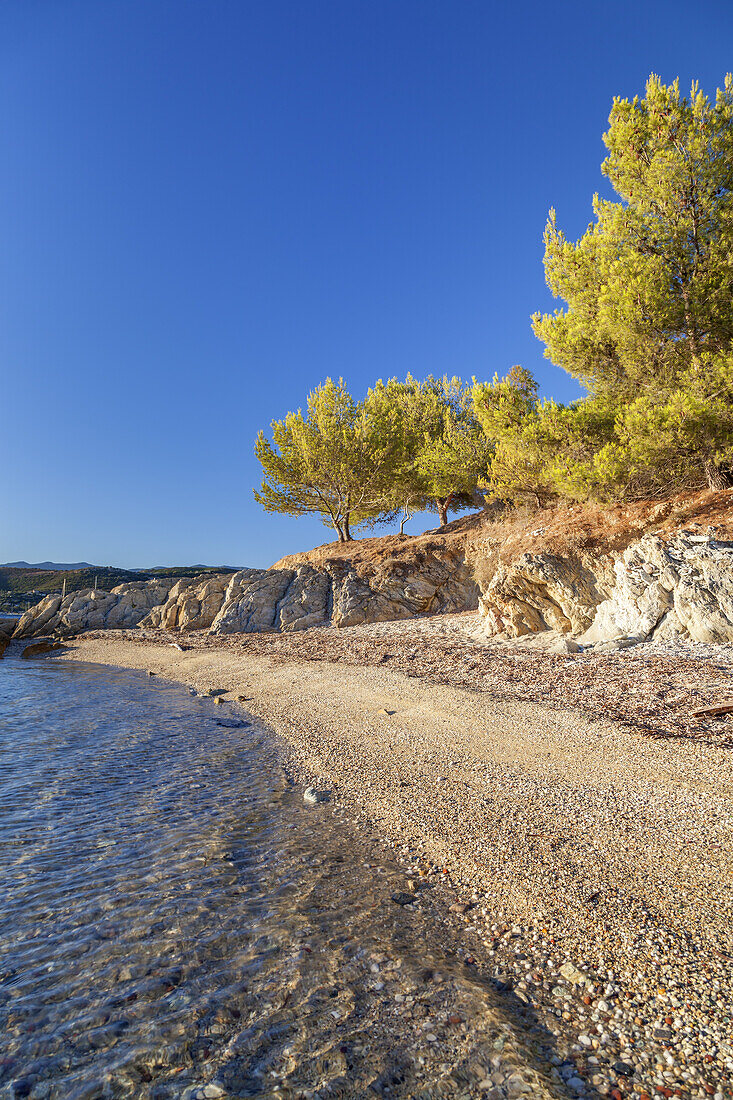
533 74 733 491
254 378 401 541
367 376 491 527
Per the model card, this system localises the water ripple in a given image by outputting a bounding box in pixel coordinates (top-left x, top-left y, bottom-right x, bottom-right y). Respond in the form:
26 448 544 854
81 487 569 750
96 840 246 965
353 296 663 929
0 658 560 1100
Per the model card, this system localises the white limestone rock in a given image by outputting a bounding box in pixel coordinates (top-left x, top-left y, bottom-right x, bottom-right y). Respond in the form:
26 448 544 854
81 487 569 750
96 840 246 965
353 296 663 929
210 568 296 633
13 544 479 640
477 551 610 638
475 531 733 646
276 566 331 632
141 573 239 631
13 580 176 639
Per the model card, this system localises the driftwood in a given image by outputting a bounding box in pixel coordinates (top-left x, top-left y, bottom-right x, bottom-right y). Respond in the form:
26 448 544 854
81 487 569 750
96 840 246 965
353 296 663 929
691 700 733 718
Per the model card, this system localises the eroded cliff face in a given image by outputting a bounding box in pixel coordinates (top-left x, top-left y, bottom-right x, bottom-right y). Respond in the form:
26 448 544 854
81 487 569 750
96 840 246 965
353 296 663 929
476 551 613 638
471 492 733 647
15 494 733 647
584 532 733 645
140 547 478 635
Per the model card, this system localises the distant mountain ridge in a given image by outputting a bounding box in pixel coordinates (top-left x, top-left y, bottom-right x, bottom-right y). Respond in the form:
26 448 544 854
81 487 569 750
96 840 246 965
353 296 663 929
1 561 96 571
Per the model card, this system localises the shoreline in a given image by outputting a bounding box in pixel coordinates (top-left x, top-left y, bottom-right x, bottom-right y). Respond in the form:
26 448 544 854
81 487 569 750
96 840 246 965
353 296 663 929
45 630 733 929
36 624 733 1098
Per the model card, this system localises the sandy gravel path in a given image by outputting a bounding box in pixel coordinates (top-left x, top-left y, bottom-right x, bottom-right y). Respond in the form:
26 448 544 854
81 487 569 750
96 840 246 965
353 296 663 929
44 632 733 1099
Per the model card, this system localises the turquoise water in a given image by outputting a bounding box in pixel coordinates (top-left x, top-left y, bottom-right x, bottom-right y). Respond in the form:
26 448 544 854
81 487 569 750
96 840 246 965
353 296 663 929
0 656 558 1100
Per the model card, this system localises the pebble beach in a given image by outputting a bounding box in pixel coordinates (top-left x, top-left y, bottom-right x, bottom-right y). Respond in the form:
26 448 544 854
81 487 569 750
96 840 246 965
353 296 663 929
45 617 733 1100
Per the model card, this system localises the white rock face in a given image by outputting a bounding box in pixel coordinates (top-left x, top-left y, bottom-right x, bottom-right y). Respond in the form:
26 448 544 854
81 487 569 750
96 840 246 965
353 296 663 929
211 569 298 633
13 580 176 639
582 533 733 645
143 567 333 634
477 552 611 638
328 552 477 628
475 531 733 646
142 573 242 631
141 552 478 635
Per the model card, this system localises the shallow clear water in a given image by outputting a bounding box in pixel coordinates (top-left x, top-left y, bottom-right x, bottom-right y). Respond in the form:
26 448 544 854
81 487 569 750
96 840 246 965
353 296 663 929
0 657 559 1100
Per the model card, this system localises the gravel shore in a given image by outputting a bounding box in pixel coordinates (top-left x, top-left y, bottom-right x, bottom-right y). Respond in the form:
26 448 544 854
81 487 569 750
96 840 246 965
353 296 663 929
45 618 733 1100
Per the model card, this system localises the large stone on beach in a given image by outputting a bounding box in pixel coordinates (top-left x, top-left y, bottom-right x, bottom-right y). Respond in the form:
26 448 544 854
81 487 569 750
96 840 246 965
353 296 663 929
0 619 16 658
21 641 64 658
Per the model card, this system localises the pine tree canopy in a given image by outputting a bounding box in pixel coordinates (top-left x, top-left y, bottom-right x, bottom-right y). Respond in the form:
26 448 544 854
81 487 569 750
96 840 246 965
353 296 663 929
254 75 733 538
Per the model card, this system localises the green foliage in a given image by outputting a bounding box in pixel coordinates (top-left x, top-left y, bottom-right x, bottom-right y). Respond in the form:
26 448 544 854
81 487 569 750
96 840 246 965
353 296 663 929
253 75 733 534
471 366 537 442
254 375 493 537
367 375 492 526
254 378 403 540
471 367 549 505
0 567 138 598
616 360 733 493
531 73 733 494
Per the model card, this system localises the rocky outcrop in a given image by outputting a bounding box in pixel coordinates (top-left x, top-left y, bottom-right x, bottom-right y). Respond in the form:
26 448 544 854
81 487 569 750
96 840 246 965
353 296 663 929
21 640 64 658
477 551 612 638
0 618 17 655
140 567 329 634
16 498 733 649
143 551 478 635
475 529 733 647
12 536 480 640
327 552 477 627
212 569 302 633
141 574 237 631
13 580 177 639
583 533 733 645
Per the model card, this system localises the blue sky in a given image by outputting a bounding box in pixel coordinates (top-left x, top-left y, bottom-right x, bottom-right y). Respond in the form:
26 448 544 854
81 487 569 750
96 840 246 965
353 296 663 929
2 0 732 568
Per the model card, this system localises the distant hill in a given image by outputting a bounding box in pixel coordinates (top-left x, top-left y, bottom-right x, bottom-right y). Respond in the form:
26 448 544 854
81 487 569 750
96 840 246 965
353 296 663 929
1 561 96 571
0 566 142 599
137 565 240 574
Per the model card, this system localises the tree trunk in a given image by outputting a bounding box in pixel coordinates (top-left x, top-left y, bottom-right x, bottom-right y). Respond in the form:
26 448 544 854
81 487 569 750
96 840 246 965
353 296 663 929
343 514 352 541
681 281 702 370
436 499 448 527
704 460 733 490
399 503 412 535
333 518 346 542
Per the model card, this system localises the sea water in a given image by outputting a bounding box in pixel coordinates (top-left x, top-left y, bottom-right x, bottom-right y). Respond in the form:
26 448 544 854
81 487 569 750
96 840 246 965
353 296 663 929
0 656 558 1100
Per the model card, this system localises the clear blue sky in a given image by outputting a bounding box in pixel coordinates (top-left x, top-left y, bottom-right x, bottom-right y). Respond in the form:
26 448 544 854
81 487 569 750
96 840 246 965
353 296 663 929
2 0 732 568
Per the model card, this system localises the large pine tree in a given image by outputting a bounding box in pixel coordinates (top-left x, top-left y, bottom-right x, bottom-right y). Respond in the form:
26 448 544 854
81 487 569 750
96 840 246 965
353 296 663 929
533 74 733 491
